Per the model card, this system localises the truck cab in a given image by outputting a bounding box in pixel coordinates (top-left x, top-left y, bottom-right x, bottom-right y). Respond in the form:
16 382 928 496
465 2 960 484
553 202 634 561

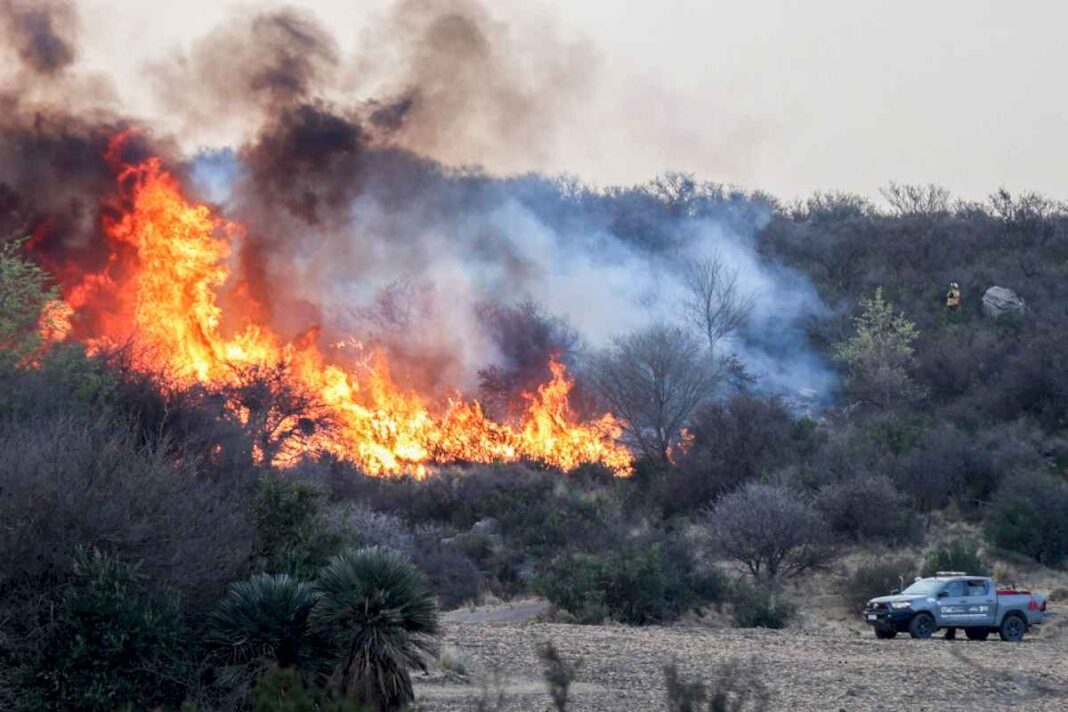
864 572 1047 641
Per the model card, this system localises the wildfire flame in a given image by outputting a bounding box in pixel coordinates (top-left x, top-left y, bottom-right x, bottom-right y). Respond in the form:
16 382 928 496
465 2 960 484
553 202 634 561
40 145 632 477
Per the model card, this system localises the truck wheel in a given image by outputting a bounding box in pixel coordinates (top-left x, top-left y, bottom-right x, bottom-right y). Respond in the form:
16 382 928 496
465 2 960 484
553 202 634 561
909 613 936 639
944 627 957 640
998 614 1026 642
965 627 990 641
874 627 897 640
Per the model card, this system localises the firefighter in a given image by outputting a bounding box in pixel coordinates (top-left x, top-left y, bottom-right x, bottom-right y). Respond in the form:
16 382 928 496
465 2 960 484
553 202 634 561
946 282 961 310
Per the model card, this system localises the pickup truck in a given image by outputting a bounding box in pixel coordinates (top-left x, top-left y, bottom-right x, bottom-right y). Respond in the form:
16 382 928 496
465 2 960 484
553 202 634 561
864 572 1047 641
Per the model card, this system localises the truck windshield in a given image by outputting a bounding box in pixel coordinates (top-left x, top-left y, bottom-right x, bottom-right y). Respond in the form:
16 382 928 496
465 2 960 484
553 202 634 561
901 580 943 596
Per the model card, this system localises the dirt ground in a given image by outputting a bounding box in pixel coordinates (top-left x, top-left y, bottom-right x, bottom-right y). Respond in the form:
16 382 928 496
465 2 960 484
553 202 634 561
415 600 1068 711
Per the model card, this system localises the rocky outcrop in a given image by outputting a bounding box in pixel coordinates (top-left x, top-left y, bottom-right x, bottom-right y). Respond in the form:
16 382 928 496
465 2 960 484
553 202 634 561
982 286 1026 319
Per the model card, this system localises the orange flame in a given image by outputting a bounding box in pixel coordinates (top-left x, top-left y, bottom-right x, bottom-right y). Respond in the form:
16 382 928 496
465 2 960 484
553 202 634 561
45 152 632 477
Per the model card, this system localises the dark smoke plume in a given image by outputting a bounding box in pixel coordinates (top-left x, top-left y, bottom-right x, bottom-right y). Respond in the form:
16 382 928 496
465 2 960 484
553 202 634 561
151 7 339 141
0 0 76 76
0 0 835 405
352 0 595 170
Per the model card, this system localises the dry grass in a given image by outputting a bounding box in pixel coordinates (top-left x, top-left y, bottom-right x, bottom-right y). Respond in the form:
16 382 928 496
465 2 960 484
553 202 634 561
417 523 1068 711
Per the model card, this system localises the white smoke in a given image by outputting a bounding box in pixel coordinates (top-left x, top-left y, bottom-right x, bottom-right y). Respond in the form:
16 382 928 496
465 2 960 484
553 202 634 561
193 150 835 403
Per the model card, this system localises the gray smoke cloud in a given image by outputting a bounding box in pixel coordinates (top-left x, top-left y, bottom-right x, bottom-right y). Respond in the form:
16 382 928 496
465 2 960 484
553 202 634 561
0 0 76 76
0 0 835 409
194 141 835 405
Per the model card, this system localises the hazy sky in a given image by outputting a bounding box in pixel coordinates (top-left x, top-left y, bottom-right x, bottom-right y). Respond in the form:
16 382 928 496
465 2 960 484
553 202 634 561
77 0 1068 201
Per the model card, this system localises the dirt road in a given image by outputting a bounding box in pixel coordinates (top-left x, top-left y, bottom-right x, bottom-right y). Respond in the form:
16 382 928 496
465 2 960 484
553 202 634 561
415 613 1068 711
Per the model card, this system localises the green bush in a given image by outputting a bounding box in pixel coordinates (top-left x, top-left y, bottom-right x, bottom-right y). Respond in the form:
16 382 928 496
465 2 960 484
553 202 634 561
412 543 482 610
985 472 1068 566
255 476 342 578
921 540 989 576
730 584 795 629
207 573 333 682
17 548 189 712
0 238 58 366
252 667 369 712
839 557 917 612
815 475 918 543
535 540 724 625
311 547 439 711
535 552 610 624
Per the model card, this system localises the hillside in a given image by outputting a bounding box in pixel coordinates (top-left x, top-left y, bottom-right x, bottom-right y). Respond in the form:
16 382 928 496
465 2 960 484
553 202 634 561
4 3 1068 709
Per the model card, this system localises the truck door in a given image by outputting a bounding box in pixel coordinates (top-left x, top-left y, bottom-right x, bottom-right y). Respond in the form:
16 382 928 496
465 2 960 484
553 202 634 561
937 580 969 624
964 579 996 626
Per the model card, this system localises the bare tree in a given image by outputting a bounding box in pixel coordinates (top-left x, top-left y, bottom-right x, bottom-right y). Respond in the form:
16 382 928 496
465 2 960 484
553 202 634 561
880 183 951 217
709 483 832 582
218 361 336 467
590 325 717 461
681 253 755 359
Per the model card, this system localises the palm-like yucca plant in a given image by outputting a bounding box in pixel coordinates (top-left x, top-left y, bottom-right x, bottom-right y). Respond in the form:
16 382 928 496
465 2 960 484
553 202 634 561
207 573 333 680
312 547 440 711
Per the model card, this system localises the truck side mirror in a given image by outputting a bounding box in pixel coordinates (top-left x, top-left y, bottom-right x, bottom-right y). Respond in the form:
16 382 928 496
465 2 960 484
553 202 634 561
937 591 949 598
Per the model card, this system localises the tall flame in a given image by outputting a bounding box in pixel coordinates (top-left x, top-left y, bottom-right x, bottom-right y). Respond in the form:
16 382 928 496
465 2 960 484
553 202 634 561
43 150 632 477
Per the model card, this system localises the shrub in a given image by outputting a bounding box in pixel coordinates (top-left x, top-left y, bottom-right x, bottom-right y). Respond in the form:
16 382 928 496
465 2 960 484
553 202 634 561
895 425 969 520
254 476 342 578
671 395 809 515
709 483 833 581
535 539 724 625
438 645 473 681
0 345 116 421
251 667 369 712
536 553 609 624
324 503 415 554
730 583 795 629
17 548 189 712
476 470 619 558
985 472 1068 566
311 547 439 711
0 238 58 365
839 557 917 612
815 475 917 543
207 574 333 683
663 658 770 712
538 642 579 712
0 414 253 612
411 542 482 610
921 540 989 576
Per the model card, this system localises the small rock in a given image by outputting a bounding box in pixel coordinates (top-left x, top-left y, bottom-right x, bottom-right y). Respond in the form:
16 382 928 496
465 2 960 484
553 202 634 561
471 517 499 535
